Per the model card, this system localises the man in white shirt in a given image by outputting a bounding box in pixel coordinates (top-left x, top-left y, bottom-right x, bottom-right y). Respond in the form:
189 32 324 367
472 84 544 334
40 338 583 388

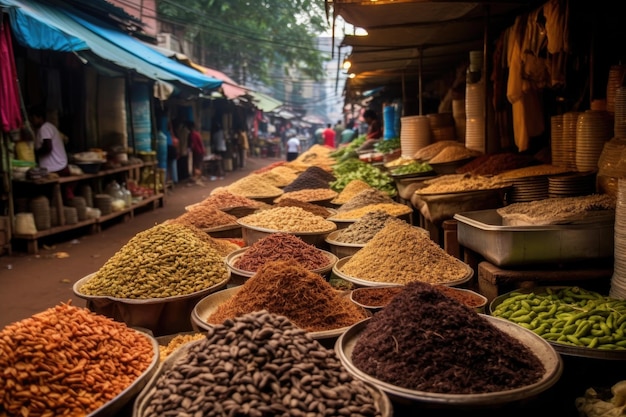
29 106 69 176
286 135 301 161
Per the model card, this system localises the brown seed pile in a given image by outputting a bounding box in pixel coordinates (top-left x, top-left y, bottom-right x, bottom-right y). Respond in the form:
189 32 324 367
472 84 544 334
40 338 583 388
338 188 395 213
456 152 538 176
238 206 336 232
274 198 332 218
283 167 334 192
224 174 284 197
333 211 409 244
233 233 331 272
207 260 368 332
80 222 229 299
339 221 469 285
140 310 382 417
352 281 545 394
0 303 155 417
274 188 338 203
331 203 412 220
189 190 263 210
170 205 238 229
331 179 374 205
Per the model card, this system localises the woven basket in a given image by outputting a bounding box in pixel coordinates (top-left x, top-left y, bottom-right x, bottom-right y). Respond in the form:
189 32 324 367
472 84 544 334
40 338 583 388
30 196 51 231
64 206 79 225
68 197 88 221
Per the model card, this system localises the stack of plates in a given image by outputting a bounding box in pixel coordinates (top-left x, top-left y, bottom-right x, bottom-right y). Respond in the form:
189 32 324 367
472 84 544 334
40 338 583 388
400 115 431 158
507 176 549 203
94 194 113 216
68 196 87 221
79 184 94 208
465 82 485 118
550 115 565 167
576 110 613 172
452 99 466 143
548 172 597 198
610 178 626 299
63 206 78 225
465 117 485 154
427 113 456 142
597 138 626 177
606 65 626 114
29 196 51 231
561 112 580 170
614 87 626 138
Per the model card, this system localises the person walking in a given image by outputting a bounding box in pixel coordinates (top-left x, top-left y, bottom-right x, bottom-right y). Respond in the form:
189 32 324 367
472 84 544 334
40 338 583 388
187 121 206 185
286 134 301 161
322 123 336 148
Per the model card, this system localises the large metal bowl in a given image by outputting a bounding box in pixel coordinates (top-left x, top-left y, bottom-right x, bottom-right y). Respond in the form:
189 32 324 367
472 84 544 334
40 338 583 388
89 329 159 417
225 247 338 285
335 316 563 407
191 286 364 343
237 220 337 247
324 230 366 258
73 271 230 337
332 255 474 288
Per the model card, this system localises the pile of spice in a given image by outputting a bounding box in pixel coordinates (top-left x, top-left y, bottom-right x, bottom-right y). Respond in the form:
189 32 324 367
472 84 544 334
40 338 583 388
495 164 572 180
169 205 238 230
223 174 284 197
283 166 335 192
79 222 229 298
238 206 336 232
331 179 374 205
158 333 206 363
429 145 477 163
207 260 368 332
258 166 298 187
338 188 395 212
331 202 412 220
274 198 333 218
339 221 469 285
413 140 464 161
351 286 404 308
0 303 155 416
456 152 538 176
288 144 337 170
140 310 382 417
415 173 503 194
332 211 407 244
434 285 487 309
274 188 338 203
233 233 331 271
190 190 263 210
162 222 241 257
351 281 545 394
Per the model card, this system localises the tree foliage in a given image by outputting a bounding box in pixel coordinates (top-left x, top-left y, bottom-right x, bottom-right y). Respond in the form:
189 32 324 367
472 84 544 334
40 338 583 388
157 0 329 87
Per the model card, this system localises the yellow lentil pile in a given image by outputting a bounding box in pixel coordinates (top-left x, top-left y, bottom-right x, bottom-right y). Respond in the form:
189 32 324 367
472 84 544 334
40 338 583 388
170 205 238 229
331 202 413 220
339 221 470 285
0 303 155 417
331 179 374 204
274 188 338 203
238 206 336 232
79 222 229 299
158 333 206 363
223 174 284 197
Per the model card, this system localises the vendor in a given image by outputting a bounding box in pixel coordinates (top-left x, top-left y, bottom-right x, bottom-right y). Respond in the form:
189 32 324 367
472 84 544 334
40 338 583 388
28 105 69 176
357 109 383 152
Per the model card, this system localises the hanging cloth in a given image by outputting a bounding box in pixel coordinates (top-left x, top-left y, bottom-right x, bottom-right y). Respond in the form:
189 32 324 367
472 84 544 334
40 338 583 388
0 14 23 132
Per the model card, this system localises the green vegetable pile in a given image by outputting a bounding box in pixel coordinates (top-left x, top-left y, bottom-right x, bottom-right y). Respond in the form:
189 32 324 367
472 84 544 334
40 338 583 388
390 161 433 176
330 158 396 196
374 137 401 154
329 135 367 161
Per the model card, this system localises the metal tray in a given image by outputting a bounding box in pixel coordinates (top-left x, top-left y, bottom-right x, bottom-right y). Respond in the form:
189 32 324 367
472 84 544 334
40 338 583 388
454 209 615 267
335 316 563 407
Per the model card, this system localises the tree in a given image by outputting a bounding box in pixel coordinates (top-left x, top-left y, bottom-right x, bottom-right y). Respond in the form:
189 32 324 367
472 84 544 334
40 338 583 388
157 0 329 88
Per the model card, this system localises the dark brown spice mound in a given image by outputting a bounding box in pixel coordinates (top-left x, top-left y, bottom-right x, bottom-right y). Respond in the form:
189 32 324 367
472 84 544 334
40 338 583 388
352 281 545 394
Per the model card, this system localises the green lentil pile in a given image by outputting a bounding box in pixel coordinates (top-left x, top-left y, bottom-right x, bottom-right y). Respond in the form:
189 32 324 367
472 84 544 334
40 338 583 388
79 223 229 299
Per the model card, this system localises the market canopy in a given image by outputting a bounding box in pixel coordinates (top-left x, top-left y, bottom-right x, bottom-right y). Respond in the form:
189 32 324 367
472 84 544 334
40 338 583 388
0 0 222 92
247 90 283 113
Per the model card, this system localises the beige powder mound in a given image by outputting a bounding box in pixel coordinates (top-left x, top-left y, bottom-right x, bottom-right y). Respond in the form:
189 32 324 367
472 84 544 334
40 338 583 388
224 174 284 197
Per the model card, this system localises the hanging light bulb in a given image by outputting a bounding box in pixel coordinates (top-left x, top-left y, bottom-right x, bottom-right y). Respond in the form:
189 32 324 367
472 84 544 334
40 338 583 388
342 59 352 71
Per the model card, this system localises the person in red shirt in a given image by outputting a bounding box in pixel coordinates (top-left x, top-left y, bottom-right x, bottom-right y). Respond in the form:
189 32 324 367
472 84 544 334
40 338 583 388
322 123 336 148
187 121 206 185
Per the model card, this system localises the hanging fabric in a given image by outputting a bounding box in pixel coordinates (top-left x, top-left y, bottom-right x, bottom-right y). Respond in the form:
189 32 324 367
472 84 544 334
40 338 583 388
0 14 22 133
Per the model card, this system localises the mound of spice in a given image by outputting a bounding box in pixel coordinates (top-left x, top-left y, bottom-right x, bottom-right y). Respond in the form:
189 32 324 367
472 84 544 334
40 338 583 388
80 222 229 299
332 211 398 244
456 152 538 176
338 188 395 212
415 173 503 194
331 179 374 204
428 145 477 163
140 310 382 417
233 233 331 271
158 333 206 363
339 221 469 285
258 168 296 187
283 166 334 192
351 286 404 308
434 285 487 309
0 303 155 416
274 198 332 218
351 281 545 394
274 188 338 203
207 260 368 332
238 206 336 232
191 190 263 210
225 174 283 197
170 205 238 229
331 202 412 220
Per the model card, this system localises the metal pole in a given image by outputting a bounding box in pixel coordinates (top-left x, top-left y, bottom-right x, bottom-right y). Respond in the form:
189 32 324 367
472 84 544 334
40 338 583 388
418 47 423 115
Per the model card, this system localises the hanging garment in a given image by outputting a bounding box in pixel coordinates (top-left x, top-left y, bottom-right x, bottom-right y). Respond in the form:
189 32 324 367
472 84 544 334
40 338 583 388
0 15 23 132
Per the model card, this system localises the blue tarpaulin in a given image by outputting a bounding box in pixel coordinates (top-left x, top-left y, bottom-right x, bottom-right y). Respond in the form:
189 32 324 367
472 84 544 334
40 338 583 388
0 0 222 92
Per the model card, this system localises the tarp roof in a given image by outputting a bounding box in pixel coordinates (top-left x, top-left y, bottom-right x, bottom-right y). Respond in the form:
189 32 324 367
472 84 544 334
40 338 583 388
0 0 222 92
247 90 283 113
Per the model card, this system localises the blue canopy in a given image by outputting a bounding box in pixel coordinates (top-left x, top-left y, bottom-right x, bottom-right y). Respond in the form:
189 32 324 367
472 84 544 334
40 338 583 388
0 0 222 91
